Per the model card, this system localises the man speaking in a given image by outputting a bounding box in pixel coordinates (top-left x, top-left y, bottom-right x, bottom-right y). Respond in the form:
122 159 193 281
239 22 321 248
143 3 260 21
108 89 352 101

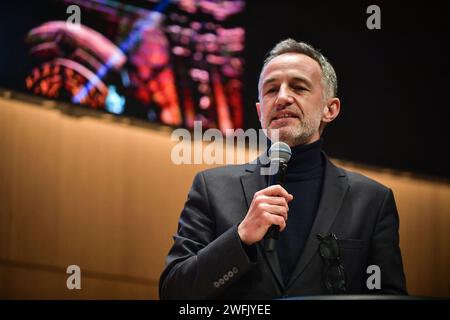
159 39 407 299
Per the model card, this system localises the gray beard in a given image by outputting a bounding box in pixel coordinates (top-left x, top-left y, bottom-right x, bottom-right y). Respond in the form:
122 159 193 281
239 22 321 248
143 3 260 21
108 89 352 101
267 117 321 147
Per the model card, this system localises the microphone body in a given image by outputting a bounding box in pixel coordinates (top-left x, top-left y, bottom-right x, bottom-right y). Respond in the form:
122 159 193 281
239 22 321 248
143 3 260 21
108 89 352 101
264 142 291 251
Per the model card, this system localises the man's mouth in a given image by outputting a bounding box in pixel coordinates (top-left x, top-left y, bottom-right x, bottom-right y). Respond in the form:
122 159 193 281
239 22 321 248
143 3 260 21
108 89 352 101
270 112 299 125
272 114 298 120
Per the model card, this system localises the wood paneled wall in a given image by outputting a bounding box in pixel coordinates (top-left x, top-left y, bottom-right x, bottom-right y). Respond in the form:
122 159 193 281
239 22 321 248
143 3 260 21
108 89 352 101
0 96 449 299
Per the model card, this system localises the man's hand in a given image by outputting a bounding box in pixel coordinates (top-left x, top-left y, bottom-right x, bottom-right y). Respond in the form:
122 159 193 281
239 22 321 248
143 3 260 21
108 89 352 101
238 185 293 246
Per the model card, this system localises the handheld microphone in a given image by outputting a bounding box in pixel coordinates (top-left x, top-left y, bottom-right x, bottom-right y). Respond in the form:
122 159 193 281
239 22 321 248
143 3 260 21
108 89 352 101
265 141 292 251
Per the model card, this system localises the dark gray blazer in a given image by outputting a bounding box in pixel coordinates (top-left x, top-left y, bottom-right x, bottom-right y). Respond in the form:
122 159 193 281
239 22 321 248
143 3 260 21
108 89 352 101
159 154 407 299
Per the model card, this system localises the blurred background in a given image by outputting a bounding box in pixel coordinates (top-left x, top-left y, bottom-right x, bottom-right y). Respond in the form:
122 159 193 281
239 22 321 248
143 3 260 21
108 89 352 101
0 0 449 299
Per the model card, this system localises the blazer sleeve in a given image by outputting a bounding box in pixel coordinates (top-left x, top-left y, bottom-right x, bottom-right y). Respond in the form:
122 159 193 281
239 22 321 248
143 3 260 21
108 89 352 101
159 171 257 299
365 188 407 294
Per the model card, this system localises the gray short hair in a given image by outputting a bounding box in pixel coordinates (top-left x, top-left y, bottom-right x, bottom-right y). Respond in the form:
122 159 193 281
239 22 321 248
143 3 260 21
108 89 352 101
258 39 338 100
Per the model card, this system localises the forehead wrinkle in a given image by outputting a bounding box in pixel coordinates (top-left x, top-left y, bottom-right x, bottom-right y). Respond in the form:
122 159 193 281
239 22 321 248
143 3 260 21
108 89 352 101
262 73 313 91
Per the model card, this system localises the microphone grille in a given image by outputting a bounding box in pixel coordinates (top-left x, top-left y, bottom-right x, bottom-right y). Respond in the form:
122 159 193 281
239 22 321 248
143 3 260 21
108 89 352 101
268 141 292 163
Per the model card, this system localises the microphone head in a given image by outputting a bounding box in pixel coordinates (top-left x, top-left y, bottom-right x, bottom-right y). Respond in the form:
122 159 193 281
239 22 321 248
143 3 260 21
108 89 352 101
268 141 292 163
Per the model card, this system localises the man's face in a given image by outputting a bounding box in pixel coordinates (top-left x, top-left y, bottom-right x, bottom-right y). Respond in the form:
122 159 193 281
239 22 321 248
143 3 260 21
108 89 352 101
257 53 327 147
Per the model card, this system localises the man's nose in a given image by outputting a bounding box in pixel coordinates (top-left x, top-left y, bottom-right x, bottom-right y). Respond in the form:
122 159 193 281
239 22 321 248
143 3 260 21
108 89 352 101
275 85 293 108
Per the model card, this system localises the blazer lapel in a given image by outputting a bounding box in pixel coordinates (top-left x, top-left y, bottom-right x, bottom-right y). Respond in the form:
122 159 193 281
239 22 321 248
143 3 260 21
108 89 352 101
240 160 285 290
286 155 349 290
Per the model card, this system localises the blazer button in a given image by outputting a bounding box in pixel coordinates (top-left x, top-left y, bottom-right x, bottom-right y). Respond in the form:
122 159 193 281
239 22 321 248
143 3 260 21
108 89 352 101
228 271 234 277
213 281 220 288
223 274 229 281
232 267 238 274
219 278 225 285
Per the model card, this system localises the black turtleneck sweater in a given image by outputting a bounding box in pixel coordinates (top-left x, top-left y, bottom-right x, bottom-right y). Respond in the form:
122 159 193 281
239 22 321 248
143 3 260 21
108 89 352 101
277 138 325 285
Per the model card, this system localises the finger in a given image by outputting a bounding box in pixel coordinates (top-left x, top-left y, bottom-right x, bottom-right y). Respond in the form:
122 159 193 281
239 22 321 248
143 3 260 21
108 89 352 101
287 193 294 202
260 203 288 220
260 195 289 212
262 185 292 201
265 213 286 232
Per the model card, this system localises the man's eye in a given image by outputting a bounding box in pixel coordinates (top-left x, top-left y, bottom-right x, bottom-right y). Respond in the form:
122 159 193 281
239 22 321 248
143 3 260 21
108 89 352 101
265 88 277 94
293 86 306 91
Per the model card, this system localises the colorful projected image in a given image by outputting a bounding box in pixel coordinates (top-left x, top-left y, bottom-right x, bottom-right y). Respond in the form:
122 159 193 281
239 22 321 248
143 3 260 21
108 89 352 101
24 0 245 132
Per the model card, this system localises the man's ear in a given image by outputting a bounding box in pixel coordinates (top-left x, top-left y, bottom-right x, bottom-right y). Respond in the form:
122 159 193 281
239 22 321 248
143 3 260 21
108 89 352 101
256 102 261 120
322 98 340 124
